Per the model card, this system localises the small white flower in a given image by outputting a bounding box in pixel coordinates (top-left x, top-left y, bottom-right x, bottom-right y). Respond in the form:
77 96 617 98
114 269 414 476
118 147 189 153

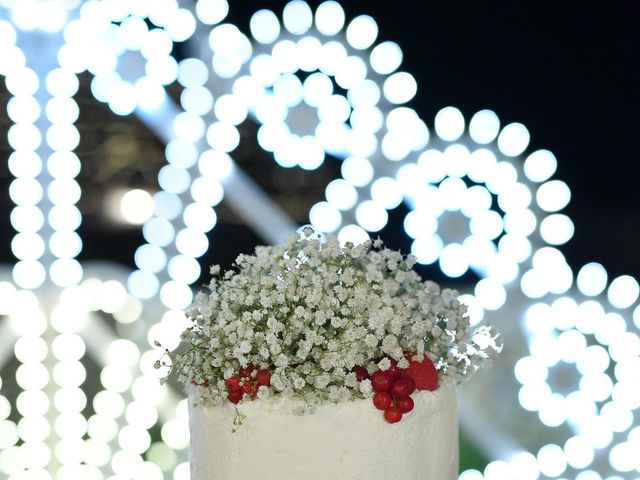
257 385 270 399
377 357 391 371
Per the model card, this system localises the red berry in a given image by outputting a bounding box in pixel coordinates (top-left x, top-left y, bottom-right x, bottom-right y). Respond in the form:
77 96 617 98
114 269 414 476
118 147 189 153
255 369 271 387
384 406 403 423
224 375 242 392
351 366 369 382
227 390 243 404
397 396 414 413
390 377 416 398
370 370 394 392
372 392 393 410
406 357 439 391
387 358 399 376
239 364 254 378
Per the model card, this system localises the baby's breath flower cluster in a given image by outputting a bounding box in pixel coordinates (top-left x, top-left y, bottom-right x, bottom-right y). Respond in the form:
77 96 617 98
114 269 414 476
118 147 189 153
170 229 500 408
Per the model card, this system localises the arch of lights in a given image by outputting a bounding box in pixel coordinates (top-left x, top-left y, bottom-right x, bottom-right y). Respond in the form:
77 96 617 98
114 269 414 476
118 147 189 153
0 0 638 479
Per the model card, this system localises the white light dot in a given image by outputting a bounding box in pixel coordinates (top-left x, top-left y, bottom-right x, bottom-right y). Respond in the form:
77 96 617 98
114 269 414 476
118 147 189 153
370 41 403 75
536 180 571 212
383 72 417 104
318 40 347 76
158 166 190 195
282 0 313 35
143 218 175 247
335 56 367 90
13 260 46 289
250 9 280 44
11 232 45 260
341 157 373 187
337 224 369 245
537 444 567 478
355 201 388 232
576 262 608 297
540 214 574 245
298 136 325 170
303 72 333 106
119 189 155 225
7 96 40 124
8 123 42 151
177 58 209 87
199 150 234 181
439 243 469 278
609 442 637 473
196 0 229 25
439 176 468 210
434 106 465 141
46 68 78 97
8 151 42 178
315 1 344 36
524 149 557 182
325 179 357 210
309 202 342 233
271 39 299 74
206 122 240 152
564 436 594 469
351 107 383 135
345 15 377 50
172 112 205 143
484 460 512 480
497 122 530 157
608 275 639 309
458 470 484 480
165 141 198 171
175 228 208 258
579 372 613 402
514 356 548 385
602 400 634 431
6 67 39 96
214 94 248 125
474 278 507 310
470 210 503 240
127 270 159 299
371 177 403 210
273 74 303 107
191 177 224 207
469 109 500 144
108 81 137 116
183 203 217 232
318 94 351 123
168 255 201 284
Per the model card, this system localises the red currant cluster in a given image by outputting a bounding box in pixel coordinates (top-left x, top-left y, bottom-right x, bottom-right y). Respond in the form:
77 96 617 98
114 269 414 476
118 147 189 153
366 355 439 423
223 364 272 404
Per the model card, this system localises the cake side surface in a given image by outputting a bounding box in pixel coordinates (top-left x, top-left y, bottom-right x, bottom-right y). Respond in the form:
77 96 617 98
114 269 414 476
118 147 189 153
189 380 458 480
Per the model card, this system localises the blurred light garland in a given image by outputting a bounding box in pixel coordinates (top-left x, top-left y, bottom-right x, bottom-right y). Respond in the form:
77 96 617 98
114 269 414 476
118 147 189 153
0 0 639 479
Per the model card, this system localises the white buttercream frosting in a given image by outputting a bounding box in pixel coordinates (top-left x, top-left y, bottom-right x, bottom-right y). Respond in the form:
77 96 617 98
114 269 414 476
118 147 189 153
189 381 458 480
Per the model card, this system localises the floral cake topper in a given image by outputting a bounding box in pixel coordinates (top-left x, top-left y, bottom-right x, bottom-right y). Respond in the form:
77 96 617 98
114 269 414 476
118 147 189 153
163 227 501 415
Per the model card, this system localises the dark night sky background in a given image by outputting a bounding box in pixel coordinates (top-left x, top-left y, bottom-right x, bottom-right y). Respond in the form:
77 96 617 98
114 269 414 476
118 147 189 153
0 1 638 283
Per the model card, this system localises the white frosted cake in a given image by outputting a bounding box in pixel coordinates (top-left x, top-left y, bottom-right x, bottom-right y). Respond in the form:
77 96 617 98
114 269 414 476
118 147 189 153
189 381 458 480
164 229 500 480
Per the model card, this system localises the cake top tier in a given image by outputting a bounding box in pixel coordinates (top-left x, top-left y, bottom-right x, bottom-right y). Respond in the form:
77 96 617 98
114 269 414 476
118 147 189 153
165 227 500 408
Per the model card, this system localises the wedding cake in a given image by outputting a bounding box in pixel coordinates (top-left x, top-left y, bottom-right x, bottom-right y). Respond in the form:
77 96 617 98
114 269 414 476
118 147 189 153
165 228 500 479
